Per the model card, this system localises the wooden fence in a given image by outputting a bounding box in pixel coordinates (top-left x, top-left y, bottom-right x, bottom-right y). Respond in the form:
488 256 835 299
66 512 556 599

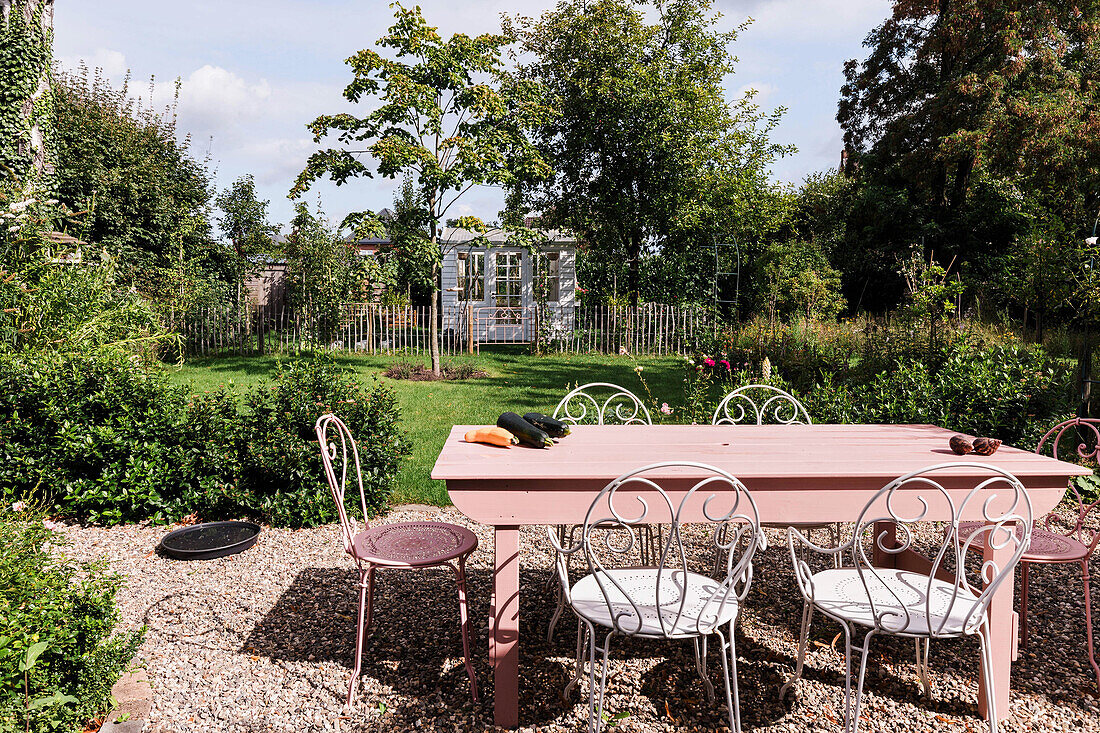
167 302 715 357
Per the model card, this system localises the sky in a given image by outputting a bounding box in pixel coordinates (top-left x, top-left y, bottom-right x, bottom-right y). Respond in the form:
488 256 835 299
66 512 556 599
52 0 893 234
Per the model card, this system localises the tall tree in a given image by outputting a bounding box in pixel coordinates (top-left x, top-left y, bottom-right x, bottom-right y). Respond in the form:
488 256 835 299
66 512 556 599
52 67 229 297
215 174 279 299
0 0 54 199
292 3 552 374
839 1 1100 258
506 0 792 306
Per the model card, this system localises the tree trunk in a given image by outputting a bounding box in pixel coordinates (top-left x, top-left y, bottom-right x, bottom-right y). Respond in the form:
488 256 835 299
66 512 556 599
0 0 55 193
430 265 441 375
627 231 641 307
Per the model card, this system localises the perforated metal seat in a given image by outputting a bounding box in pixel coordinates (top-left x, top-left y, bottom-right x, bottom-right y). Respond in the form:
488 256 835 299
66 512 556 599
570 568 739 639
351 522 478 567
805 568 983 636
957 521 1089 563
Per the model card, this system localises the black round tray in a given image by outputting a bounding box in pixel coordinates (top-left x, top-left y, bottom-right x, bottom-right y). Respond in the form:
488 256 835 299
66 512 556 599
159 521 261 560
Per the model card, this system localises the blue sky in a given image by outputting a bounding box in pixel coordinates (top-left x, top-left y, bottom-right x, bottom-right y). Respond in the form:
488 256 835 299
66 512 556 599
52 0 891 233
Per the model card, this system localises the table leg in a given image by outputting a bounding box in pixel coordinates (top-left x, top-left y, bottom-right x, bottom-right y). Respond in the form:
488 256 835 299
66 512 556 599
979 527 1015 722
490 526 520 728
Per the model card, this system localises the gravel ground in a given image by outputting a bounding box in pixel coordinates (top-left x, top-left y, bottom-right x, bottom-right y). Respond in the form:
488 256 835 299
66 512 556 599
58 506 1100 733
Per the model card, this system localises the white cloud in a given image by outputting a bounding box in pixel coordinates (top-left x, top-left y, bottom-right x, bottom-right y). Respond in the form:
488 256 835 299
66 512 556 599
742 0 890 41
168 65 272 132
734 82 775 104
58 47 128 78
236 137 317 186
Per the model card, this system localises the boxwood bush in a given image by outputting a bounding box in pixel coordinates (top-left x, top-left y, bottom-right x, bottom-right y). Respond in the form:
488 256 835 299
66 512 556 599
0 506 142 733
0 353 408 527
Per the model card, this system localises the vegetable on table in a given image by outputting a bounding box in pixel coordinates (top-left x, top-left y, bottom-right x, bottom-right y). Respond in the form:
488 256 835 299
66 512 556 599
523 412 571 438
498 412 554 448
464 426 518 448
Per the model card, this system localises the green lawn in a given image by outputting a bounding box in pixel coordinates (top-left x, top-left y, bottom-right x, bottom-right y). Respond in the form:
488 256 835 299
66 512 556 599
169 347 686 506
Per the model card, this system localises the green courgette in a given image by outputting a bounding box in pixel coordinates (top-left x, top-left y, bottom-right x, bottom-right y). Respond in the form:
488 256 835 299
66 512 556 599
523 412 571 438
497 412 554 448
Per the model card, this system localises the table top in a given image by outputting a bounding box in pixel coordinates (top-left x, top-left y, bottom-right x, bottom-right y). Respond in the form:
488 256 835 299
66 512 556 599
432 423 1092 487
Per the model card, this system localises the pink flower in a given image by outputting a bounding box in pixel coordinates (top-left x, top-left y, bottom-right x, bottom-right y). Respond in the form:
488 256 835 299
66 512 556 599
10 501 26 512
704 357 716 367
720 359 731 371
43 519 61 531
660 403 672 415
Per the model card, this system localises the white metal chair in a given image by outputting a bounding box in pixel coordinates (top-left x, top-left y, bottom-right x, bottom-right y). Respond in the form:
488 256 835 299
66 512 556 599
547 382 655 641
710 384 840 571
711 384 812 426
554 382 653 426
549 461 763 733
781 462 1032 733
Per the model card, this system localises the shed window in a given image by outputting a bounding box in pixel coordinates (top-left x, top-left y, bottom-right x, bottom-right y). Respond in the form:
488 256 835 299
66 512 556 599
535 252 560 302
457 251 484 301
494 252 522 321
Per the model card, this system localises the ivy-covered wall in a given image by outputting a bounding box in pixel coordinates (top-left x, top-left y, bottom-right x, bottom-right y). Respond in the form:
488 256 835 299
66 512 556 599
0 0 56 197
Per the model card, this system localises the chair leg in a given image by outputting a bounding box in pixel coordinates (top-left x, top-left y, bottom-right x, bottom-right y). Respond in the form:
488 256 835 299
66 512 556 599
914 637 931 697
565 619 586 699
592 632 615 733
548 580 567 643
780 600 812 700
977 625 999 733
1081 560 1100 692
693 636 715 702
582 621 599 733
347 571 370 706
715 625 742 733
364 565 376 631
848 629 877 733
453 557 479 702
1020 561 1030 649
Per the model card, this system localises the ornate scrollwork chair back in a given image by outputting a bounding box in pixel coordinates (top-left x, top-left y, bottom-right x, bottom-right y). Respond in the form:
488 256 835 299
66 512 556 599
553 382 653 426
552 462 762 639
315 413 368 555
784 462 1032 733
845 465 1032 637
547 461 762 732
1036 418 1100 554
314 413 480 705
712 384 811 426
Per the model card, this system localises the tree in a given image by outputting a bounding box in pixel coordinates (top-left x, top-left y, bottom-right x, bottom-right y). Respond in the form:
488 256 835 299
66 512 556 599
839 1 1100 261
292 3 552 374
216 175 278 260
284 203 375 346
52 67 230 298
506 0 792 306
215 174 279 297
0 0 55 200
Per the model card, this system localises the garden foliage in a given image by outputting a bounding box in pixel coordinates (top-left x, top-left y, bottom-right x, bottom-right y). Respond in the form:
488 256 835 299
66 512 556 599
670 321 1076 451
0 354 408 527
0 505 142 733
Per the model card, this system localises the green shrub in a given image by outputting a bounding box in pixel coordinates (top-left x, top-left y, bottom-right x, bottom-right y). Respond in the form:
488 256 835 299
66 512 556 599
238 357 409 527
0 353 408 527
685 332 1075 450
0 506 142 733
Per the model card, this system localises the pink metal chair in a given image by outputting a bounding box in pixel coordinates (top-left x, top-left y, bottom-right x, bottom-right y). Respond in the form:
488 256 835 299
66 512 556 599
956 417 1100 691
315 413 479 705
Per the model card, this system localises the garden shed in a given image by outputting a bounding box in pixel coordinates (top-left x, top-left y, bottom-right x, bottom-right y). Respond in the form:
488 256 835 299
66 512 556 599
440 227 577 344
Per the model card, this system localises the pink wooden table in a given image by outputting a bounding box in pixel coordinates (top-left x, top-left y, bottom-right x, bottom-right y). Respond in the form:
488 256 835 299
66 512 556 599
431 423 1090 727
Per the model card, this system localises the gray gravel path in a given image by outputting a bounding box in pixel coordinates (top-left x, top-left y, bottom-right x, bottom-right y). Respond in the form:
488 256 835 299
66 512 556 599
58 506 1100 732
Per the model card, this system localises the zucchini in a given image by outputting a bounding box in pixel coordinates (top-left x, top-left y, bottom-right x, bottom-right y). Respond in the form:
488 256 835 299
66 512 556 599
523 412 571 438
497 411 554 448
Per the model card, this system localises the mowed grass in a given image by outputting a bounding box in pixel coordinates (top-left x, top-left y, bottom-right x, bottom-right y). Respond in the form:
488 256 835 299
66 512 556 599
168 347 685 506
